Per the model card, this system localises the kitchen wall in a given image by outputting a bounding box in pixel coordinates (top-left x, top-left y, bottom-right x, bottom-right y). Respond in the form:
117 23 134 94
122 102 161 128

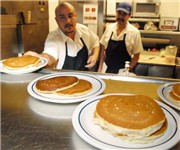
145 0 180 55
160 0 180 17
105 0 180 17
49 0 104 38
1 0 179 59
49 0 180 32
1 0 49 59
103 0 180 55
48 0 58 31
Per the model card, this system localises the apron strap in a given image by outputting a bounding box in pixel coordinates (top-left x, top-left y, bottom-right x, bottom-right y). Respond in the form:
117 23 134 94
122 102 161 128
80 38 85 46
65 42 68 55
109 32 113 40
123 34 126 40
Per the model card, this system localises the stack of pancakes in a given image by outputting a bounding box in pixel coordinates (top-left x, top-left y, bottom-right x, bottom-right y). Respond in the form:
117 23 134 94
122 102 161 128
94 95 167 144
169 83 180 106
35 76 92 96
2 55 41 70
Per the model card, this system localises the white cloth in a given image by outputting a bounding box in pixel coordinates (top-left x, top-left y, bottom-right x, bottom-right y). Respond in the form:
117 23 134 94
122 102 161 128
43 23 99 69
100 22 144 57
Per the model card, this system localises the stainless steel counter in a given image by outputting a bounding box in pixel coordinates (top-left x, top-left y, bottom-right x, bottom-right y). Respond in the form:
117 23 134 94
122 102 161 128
1 70 180 150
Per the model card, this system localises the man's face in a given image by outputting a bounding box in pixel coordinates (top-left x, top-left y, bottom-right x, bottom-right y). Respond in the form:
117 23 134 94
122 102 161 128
55 5 77 35
116 10 130 26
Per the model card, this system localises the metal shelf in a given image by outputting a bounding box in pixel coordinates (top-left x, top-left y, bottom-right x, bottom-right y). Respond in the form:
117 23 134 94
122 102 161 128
105 17 160 22
104 16 180 35
140 30 180 35
129 18 160 22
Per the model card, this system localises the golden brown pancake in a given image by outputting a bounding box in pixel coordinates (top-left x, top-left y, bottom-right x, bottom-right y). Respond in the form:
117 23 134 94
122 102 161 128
169 83 180 101
169 83 180 106
149 118 167 137
115 119 168 144
56 79 92 96
95 95 165 129
169 91 180 101
2 55 41 70
94 95 166 143
35 76 79 93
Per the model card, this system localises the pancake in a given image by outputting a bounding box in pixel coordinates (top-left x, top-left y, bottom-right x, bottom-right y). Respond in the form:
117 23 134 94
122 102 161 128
56 79 92 96
94 95 166 143
2 55 41 70
35 76 79 93
115 119 168 144
169 83 180 106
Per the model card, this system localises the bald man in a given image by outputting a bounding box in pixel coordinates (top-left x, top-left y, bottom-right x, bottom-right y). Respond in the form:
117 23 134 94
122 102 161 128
25 2 99 71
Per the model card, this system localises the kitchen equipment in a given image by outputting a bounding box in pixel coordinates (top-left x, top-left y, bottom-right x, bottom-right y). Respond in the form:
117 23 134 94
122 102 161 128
165 45 177 56
0 15 18 59
144 21 158 31
164 45 177 64
26 11 31 23
18 12 25 24
132 0 161 18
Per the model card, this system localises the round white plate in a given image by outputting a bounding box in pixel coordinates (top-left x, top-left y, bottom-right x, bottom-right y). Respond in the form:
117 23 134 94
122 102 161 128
158 82 180 111
72 94 180 150
0 57 48 74
27 72 106 103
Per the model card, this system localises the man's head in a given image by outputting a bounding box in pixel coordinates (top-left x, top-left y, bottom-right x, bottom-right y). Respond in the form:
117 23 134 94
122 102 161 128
55 2 77 36
116 2 131 26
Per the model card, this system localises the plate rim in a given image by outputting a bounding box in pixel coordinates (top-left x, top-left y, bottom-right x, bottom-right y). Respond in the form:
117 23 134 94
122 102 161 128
158 82 180 111
0 57 48 74
72 93 180 150
27 72 106 104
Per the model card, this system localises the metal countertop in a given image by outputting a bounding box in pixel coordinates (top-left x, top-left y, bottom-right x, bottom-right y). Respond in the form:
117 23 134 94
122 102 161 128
1 70 180 150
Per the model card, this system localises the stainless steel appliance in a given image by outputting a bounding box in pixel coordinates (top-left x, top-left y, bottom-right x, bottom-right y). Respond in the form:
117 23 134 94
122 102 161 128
132 0 161 18
0 1 49 59
0 15 18 59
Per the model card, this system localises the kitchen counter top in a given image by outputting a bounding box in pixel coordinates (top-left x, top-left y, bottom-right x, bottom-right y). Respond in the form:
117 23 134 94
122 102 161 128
176 57 180 67
138 51 176 66
1 70 180 150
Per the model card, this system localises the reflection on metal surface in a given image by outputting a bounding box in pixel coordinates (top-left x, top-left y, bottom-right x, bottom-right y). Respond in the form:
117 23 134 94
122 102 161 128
1 70 180 150
0 73 44 83
28 97 78 119
38 68 179 84
97 74 177 84
71 130 96 150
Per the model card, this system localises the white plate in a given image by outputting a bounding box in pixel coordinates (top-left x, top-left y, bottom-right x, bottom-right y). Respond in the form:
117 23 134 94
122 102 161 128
72 94 180 150
27 72 106 103
0 57 48 74
158 82 180 111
